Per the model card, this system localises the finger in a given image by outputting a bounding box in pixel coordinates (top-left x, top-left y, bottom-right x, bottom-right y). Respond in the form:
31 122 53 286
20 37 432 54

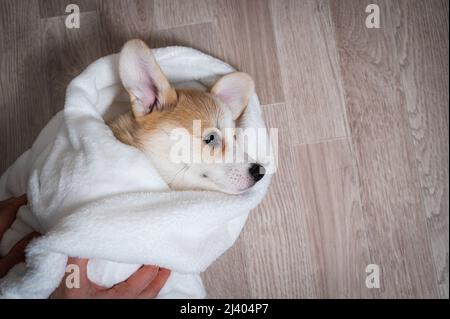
138 268 171 299
0 195 27 238
0 197 15 208
0 232 39 278
11 194 27 208
4 231 39 259
0 195 28 211
109 265 160 297
67 257 88 270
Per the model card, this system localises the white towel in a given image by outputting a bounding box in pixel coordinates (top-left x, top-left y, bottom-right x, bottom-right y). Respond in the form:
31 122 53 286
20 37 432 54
0 46 273 298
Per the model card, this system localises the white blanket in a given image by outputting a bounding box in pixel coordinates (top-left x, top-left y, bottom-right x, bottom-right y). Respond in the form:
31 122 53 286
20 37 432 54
0 47 272 298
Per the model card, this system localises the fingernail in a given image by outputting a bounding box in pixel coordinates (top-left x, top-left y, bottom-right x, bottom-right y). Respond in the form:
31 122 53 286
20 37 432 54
159 268 171 274
144 265 159 271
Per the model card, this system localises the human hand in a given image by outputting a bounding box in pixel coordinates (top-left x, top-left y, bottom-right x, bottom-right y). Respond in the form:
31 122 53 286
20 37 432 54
0 195 39 278
0 195 170 299
50 258 171 299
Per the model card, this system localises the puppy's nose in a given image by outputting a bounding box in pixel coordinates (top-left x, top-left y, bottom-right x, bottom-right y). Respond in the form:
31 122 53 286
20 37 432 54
249 163 265 183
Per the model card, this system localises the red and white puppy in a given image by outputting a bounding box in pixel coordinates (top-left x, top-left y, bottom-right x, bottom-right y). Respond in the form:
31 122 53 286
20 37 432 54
108 39 264 194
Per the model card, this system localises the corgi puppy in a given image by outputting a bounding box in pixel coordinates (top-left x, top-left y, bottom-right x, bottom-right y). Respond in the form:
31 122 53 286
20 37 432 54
108 39 265 194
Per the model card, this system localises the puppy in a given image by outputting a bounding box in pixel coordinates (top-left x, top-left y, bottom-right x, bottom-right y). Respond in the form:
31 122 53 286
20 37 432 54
108 39 265 194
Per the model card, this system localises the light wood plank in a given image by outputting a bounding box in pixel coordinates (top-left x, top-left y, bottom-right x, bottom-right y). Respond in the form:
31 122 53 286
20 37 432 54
201 238 252 298
393 0 449 298
0 0 49 174
40 12 104 111
150 22 219 57
224 104 372 298
243 104 325 298
212 0 285 106
96 0 155 54
298 138 373 298
38 0 97 18
269 0 348 144
154 0 213 30
330 0 439 298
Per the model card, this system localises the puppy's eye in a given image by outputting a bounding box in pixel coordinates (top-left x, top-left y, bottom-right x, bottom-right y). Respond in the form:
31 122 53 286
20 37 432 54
204 132 219 146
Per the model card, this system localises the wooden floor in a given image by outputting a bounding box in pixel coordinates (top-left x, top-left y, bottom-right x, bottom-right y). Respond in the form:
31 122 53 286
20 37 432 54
0 0 448 298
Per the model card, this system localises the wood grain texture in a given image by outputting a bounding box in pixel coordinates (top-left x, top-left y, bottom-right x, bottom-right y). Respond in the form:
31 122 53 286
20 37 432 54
96 0 155 54
243 105 372 298
330 0 439 298
295 138 373 298
0 0 50 173
38 0 97 18
212 0 285 105
154 0 213 30
269 0 348 144
40 12 104 111
240 103 325 298
0 0 447 299
150 22 220 58
201 235 252 298
393 0 449 298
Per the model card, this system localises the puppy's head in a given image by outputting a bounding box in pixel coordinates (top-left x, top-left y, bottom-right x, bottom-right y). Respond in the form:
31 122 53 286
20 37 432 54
117 39 265 194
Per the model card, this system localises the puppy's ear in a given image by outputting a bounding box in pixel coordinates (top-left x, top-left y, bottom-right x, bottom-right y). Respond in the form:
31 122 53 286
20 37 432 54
119 39 177 118
211 72 255 120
